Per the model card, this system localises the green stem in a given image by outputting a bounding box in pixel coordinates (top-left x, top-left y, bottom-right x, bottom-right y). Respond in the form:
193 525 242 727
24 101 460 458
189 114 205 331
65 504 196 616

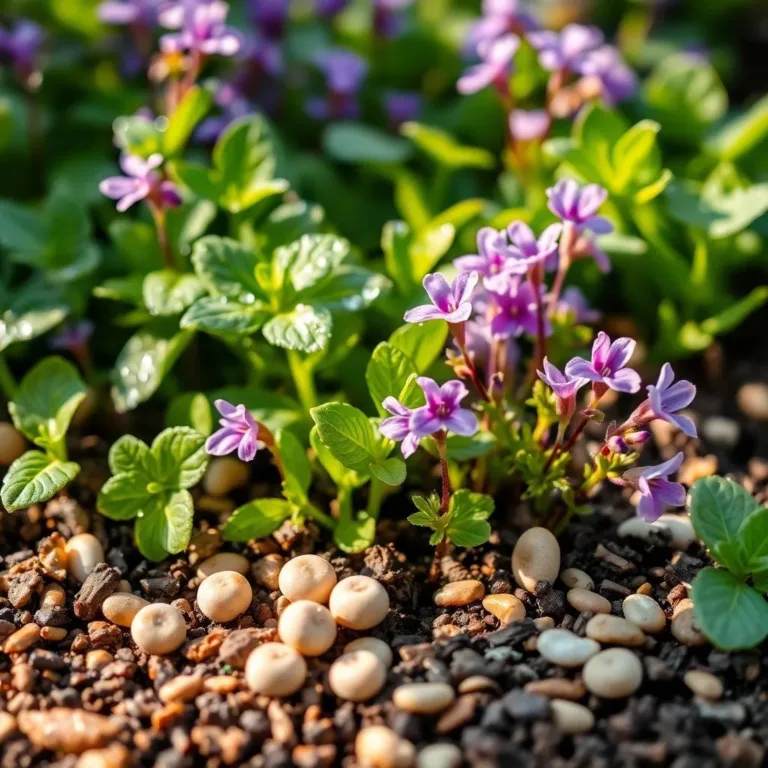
287 349 318 412
304 503 335 531
0 355 17 401
366 477 385 520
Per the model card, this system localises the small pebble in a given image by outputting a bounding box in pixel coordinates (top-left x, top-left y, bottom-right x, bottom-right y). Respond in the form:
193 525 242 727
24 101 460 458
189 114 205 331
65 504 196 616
622 594 666 633
196 571 252 623
567 588 611 615
102 593 149 628
344 637 394 668
65 534 105 583
684 669 723 701
196 552 250 580
701 416 740 448
417 743 462 768
3 623 40 654
203 456 249 496
328 649 387 701
586 615 645 646
534 616 555 632
560 568 594 591
457 676 500 695
482 594 525 624
671 601 708 647
537 628 600 668
0 423 26 466
252 554 284 591
158 674 204 703
278 600 337 656
550 699 595 734
131 603 187 655
583 648 643 698
525 678 586 701
356 725 415 768
393 682 456 714
117 579 132 593
512 527 560 591
278 554 337 604
86 650 112 671
434 579 484 607
738 382 768 421
41 583 66 609
617 514 697 550
330 576 390 630
245 642 307 696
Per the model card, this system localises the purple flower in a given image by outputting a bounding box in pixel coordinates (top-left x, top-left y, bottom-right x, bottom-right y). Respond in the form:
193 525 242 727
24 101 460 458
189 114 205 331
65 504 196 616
537 357 587 422
488 276 546 339
458 34 519 95
206 399 264 462
0 20 43 80
248 0 290 39
607 430 650 455
384 90 422 128
98 0 165 27
380 398 421 458
465 0 538 53
565 331 641 394
621 452 686 522
50 320 95 352
160 0 241 57
307 48 367 120
409 378 479 438
555 286 600 324
509 109 550 142
576 44 637 105
404 272 478 325
647 364 697 437
454 228 516 278
506 221 561 272
528 23 602 72
100 153 182 212
374 0 413 38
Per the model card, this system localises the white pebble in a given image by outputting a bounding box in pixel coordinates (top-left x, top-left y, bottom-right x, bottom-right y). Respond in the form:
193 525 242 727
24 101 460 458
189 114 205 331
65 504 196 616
622 594 666 633
417 743 462 768
203 456 249 496
537 629 601 668
65 534 105 583
328 649 387 701
392 682 456 714
245 642 307 697
512 527 560 591
278 554 337 604
330 576 390 630
560 568 594 591
550 699 595 734
344 637 394 668
583 648 643 698
585 615 646 647
196 571 252 623
617 514 696 550
196 552 250 580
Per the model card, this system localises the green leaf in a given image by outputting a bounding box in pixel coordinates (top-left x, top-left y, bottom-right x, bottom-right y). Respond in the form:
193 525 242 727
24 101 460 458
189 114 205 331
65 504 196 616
1 451 80 512
162 85 213 157
148 427 208 490
690 476 761 576
310 267 391 313
274 234 351 294
113 114 162 158
181 296 270 337
430 199 487 231
737 506 768 574
334 512 376 553
612 120 661 191
370 457 407 486
409 224 456 282
401 122 495 169
97 471 154 520
389 321 448 373
382 220 415 294
143 271 204 316
111 326 193 412
191 236 264 301
0 281 68 353
390 171 431 232
706 93 768 161
445 432 497 460
323 122 411 164
311 402 381 475
699 287 768 337
0 200 45 256
9 357 87 449
634 169 673 204
222 498 293 542
135 490 195 560
707 184 768 239
366 342 420 415
277 429 311 503
173 160 223 202
310 426 367 488
108 435 151 475
691 567 768 650
445 489 494 547
575 104 627 181
262 304 332 353
166 392 214 435
407 497 441 529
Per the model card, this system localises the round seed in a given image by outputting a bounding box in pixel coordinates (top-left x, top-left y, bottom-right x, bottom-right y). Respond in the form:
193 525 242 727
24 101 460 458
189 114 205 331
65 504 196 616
102 592 149 627
344 637 394 668
196 552 250 580
65 534 105 583
330 576 390 630
245 642 307 697
131 603 187 655
328 649 387 701
278 600 337 656
196 571 252 623
278 554 337 604
355 725 415 768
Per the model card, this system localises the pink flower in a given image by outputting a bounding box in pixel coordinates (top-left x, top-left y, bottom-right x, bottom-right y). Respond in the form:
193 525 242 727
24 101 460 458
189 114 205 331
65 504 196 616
620 452 686 522
99 153 181 213
205 399 264 462
409 378 479 438
565 331 641 394
380 398 421 458
404 272 478 324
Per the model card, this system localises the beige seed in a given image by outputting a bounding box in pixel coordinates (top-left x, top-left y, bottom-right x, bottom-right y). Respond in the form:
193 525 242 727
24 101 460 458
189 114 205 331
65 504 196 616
356 725 415 768
433 579 485 607
41 583 66 609
684 670 723 701
330 576 390 630
550 699 595 734
583 648 643 699
245 642 307 696
671 601 708 647
328 649 387 701
0 422 26 467
86 650 113 671
131 603 187 655
3 623 40 654
586 615 646 647
622 594 666 633
278 554 337 604
417 743 462 768
278 600 337 656
482 594 526 624
40 627 67 642
392 682 456 714
344 637 394 668
203 456 249 496
512 527 560 591
196 552 250 580
567 588 611 614
65 534 105 583
102 592 149 627
159 674 204 703
560 568 594 591
196 571 252 623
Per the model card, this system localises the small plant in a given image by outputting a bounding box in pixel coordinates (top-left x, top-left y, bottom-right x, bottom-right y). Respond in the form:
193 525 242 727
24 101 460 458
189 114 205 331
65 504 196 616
689 476 768 650
1 357 87 512
97 427 209 561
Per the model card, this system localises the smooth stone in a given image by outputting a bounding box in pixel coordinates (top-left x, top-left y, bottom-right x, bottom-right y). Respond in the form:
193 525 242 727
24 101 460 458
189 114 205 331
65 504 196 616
586 615 645 647
356 726 415 768
560 568 594 591
328 649 387 702
245 642 307 697
512 527 560 591
737 382 768 421
671 601 708 647
131 603 187 655
196 552 250 580
525 678 587 701
203 457 249 496
457 676 501 695
617 514 697 550
482 594 526 624
0 422 26 466
330 576 390 631
196 570 252 623
65 534 105 583
417 743 462 768
101 592 149 627
393 682 456 714
278 554 337 604
434 579 485 607
701 416 740 448
278 600 337 656
537 629 600 668
583 648 643 698
550 699 595 734
684 670 724 701
622 594 666 633
567 588 611 615
344 637 394 668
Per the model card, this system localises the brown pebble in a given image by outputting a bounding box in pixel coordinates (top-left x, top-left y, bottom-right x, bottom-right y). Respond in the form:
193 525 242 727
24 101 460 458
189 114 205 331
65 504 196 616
457 676 500 695
41 627 67 642
102 592 150 627
252 554 284 591
0 712 18 745
482 594 525 624
76 743 130 768
512 527 560 591
636 582 653 596
151 702 185 731
159 674 204 703
594 543 634 572
18 709 120 754
684 670 723 701
534 617 555 632
525 678 587 700
86 650 113 671
586 615 645 647
3 623 40 653
41 583 66 609
434 579 485 607
204 675 239 694
567 588 611 614
671 601 708 647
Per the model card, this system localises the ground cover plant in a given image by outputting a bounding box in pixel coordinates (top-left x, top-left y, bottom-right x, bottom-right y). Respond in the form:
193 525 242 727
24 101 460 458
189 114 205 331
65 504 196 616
0 0 767 766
